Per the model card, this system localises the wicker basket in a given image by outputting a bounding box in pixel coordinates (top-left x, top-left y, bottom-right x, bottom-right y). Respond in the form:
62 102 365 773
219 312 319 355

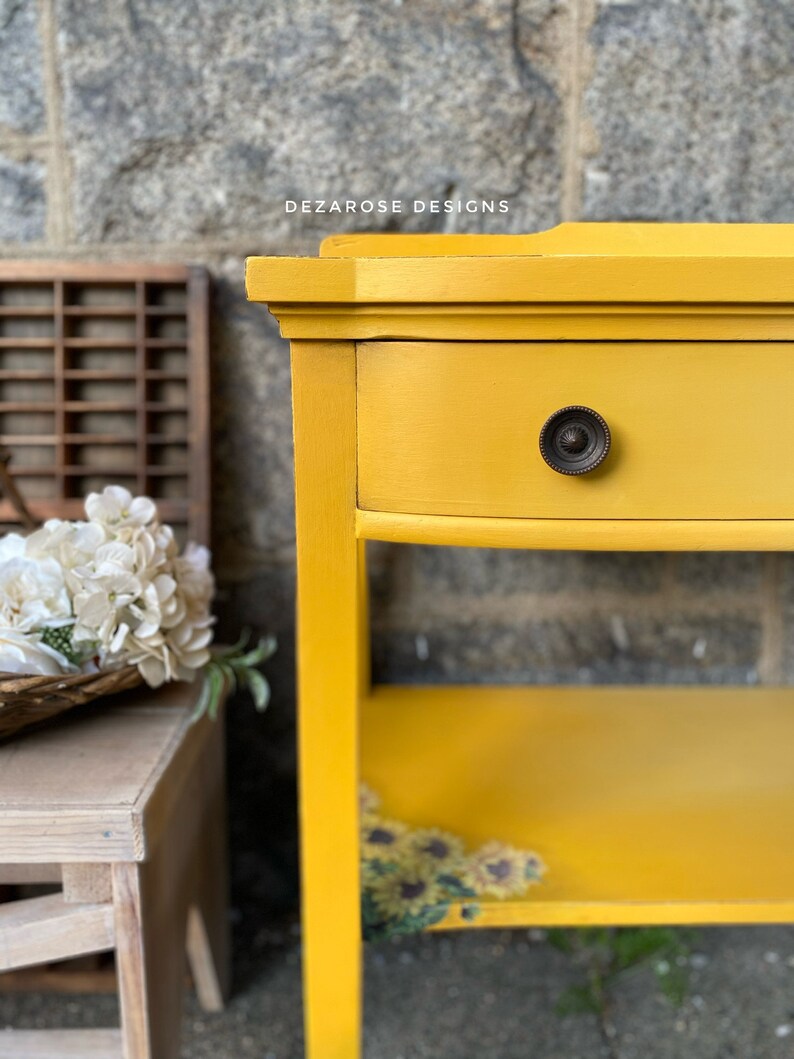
0 665 144 742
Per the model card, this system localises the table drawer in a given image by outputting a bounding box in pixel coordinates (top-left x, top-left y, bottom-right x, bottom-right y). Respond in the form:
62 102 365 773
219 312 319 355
357 341 794 520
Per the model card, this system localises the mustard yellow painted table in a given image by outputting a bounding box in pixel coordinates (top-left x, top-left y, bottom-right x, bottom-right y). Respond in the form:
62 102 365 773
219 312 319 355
247 223 794 1059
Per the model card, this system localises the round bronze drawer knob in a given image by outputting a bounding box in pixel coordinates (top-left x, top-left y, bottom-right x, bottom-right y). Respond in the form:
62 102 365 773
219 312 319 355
539 405 611 475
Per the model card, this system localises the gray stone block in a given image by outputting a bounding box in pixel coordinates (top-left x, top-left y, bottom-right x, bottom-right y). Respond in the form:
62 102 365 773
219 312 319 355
209 265 295 575
369 545 665 604
216 562 299 915
56 0 566 242
373 613 762 685
674 553 763 594
0 0 46 135
584 0 794 221
774 555 794 681
0 153 46 241
776 553 794 604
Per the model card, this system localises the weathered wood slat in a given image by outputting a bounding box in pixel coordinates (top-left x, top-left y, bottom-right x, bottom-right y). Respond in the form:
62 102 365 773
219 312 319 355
0 894 114 972
0 963 116 994
0 1028 122 1058
0 865 60 885
0 261 189 281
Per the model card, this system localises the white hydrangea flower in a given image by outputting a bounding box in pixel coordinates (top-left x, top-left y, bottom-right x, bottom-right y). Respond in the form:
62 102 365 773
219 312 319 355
121 569 215 688
0 488 216 684
127 640 171 688
124 618 214 688
26 518 106 573
166 612 214 677
174 542 214 612
0 534 72 631
85 485 156 530
0 533 24 564
0 629 73 675
73 573 143 645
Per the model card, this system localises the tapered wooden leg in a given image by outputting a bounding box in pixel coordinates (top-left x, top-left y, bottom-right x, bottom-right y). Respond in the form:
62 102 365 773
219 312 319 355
186 722 230 1013
113 861 188 1059
292 341 365 1059
112 713 229 1059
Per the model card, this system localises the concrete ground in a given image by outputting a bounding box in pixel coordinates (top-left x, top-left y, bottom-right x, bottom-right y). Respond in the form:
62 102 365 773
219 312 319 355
2 925 794 1058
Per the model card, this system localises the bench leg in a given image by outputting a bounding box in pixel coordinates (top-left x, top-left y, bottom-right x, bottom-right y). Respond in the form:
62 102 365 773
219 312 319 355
186 723 230 1012
113 861 188 1059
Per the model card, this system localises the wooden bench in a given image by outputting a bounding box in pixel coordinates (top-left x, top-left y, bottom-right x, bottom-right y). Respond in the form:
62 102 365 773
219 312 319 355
0 262 225 1057
0 681 229 1058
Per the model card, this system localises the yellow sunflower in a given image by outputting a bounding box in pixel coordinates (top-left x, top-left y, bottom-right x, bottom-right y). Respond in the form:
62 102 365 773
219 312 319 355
465 841 542 899
361 817 409 860
406 827 466 872
370 862 442 920
361 857 386 886
524 851 546 882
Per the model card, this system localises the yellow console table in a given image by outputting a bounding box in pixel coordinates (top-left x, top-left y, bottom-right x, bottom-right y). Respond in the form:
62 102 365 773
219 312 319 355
247 223 794 1059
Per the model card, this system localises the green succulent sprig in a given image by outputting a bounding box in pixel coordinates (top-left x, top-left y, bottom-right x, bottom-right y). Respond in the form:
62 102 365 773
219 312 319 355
40 623 275 723
192 630 277 722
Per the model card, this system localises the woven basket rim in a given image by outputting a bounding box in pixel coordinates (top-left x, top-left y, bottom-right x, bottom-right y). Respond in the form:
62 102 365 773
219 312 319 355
0 663 145 739
0 664 141 694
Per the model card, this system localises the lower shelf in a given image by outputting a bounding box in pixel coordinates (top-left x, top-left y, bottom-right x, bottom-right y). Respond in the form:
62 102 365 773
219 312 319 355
360 684 794 928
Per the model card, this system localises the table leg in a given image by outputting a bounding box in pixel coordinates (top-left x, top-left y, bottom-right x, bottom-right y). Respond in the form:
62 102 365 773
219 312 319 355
292 340 365 1059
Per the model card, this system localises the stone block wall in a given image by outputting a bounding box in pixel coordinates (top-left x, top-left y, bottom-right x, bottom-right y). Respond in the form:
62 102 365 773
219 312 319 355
1 0 793 914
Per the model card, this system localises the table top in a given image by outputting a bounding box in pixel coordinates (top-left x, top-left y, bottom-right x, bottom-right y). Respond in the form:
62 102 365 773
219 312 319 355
317 222 794 259
246 222 794 307
0 680 213 863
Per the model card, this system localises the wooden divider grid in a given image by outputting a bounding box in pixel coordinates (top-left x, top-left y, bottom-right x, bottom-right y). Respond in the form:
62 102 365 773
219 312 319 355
0 264 210 546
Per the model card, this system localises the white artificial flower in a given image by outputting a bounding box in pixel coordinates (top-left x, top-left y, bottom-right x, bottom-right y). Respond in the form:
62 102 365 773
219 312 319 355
72 571 143 646
0 534 25 563
26 519 106 573
127 637 172 688
153 522 178 560
174 542 214 613
0 487 218 688
146 573 180 629
125 623 212 688
0 629 73 675
166 613 214 678
121 544 215 687
85 485 156 530
0 543 72 631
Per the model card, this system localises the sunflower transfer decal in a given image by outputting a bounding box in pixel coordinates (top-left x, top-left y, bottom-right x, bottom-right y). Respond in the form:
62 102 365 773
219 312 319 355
360 784 545 941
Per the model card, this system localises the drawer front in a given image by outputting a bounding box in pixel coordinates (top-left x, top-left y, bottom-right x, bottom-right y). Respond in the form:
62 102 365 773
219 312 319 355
357 341 794 520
